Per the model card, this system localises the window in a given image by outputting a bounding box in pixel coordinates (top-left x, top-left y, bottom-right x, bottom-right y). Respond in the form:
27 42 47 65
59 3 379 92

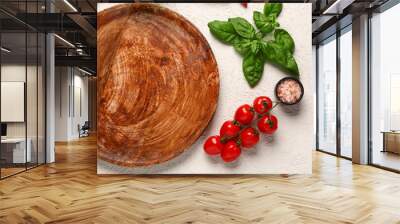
317 35 337 154
0 1 46 179
316 25 353 159
339 26 352 158
370 3 400 171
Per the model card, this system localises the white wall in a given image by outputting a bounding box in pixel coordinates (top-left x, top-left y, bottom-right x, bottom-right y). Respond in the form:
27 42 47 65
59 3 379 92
46 33 56 163
1 65 38 137
55 66 70 141
54 67 89 141
72 73 89 138
1 65 26 139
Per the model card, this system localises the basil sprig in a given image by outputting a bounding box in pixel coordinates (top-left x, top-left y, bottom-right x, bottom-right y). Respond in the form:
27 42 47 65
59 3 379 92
207 3 299 87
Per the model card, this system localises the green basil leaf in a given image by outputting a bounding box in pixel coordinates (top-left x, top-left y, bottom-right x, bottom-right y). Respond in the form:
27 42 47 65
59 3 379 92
228 17 256 39
285 54 300 76
253 11 277 34
208 20 241 45
274 29 295 54
234 38 251 56
250 40 262 55
234 39 262 56
260 41 276 61
264 3 283 17
233 38 250 56
255 32 264 40
261 41 299 77
243 53 264 87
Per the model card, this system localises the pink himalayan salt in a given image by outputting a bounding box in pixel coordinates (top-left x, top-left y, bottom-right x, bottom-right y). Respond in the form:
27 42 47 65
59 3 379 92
276 79 302 104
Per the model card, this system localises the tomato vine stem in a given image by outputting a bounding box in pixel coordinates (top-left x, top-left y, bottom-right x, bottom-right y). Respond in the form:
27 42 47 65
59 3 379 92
220 102 279 145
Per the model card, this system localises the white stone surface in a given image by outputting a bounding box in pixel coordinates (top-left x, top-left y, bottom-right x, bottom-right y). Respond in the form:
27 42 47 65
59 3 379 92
97 3 313 174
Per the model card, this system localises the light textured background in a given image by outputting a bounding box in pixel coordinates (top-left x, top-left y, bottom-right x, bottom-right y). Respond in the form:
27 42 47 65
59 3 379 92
97 3 313 174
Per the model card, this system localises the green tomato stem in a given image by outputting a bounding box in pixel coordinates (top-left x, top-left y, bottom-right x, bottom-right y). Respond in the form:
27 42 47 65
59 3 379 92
221 101 279 143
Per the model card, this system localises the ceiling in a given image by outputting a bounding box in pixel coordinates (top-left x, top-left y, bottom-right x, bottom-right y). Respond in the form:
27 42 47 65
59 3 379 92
0 0 393 75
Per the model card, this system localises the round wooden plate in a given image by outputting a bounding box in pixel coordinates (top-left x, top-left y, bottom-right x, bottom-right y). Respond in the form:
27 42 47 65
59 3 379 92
97 4 219 167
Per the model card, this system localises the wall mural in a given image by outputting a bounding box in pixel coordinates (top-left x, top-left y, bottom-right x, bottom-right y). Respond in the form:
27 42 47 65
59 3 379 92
97 3 313 174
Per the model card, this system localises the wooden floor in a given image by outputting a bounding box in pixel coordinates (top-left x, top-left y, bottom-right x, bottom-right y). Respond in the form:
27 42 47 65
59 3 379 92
1 163 43 178
1 167 26 178
1 136 400 224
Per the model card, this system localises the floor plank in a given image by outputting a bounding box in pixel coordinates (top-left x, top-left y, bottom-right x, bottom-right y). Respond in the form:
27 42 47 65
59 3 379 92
1 135 400 224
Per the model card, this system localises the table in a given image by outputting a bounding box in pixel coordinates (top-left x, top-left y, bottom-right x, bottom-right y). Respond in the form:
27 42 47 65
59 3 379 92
1 138 31 164
381 131 400 154
97 3 313 175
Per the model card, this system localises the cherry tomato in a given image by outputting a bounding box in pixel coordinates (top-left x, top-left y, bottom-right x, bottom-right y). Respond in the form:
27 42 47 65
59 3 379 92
203 135 224 155
234 104 255 125
221 140 241 162
239 127 260 148
257 115 278 134
241 2 248 8
253 96 273 114
220 120 241 138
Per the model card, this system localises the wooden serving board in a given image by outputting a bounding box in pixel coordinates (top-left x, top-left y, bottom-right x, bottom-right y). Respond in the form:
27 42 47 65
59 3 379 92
97 4 219 167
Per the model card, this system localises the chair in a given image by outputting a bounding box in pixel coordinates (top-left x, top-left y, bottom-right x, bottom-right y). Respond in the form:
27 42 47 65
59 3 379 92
79 121 90 138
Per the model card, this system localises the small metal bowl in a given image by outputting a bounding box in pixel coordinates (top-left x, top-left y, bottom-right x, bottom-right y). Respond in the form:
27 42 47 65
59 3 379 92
274 77 304 105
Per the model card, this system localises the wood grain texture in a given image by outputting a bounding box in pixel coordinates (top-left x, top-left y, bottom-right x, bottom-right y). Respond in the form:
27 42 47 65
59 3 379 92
97 4 219 167
1 135 400 223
